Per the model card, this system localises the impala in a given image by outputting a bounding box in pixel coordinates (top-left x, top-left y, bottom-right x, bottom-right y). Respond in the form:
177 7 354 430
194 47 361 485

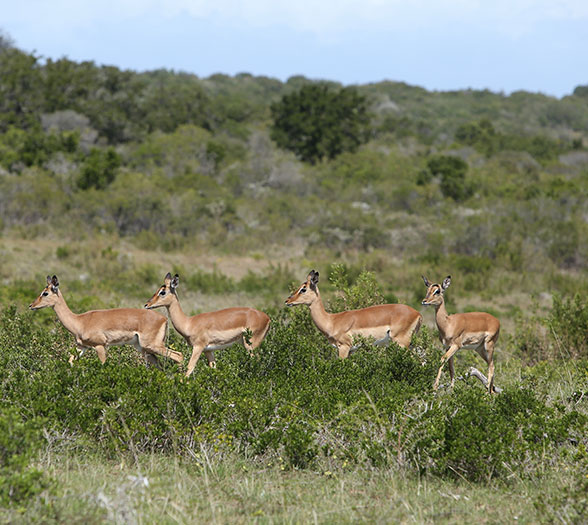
144 273 271 377
421 275 500 393
285 270 422 357
29 275 183 366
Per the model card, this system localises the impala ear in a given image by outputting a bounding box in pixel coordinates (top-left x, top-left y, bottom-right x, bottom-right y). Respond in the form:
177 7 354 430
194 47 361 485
46 275 52 285
171 274 180 290
309 270 319 290
442 275 452 290
164 272 172 285
51 275 59 293
422 275 430 287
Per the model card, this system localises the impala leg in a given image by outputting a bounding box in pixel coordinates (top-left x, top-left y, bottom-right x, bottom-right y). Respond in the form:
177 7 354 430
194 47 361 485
69 345 86 365
185 345 205 377
246 321 271 356
485 340 496 394
434 344 460 390
142 341 183 363
95 345 107 364
143 351 160 368
448 356 455 388
205 350 216 368
337 343 352 359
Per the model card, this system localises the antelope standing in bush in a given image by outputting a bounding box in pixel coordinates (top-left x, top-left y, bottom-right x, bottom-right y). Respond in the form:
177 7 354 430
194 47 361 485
144 273 271 377
285 270 422 357
421 275 500 393
29 275 183 366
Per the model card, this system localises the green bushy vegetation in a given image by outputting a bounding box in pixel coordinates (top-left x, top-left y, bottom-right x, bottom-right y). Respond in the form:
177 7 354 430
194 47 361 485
1 268 588 520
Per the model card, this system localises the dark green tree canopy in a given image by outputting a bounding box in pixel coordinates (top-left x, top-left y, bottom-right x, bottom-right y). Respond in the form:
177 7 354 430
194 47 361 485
427 154 472 201
270 84 370 164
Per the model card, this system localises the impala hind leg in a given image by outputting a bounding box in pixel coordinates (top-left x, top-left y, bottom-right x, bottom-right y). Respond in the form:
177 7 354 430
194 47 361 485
448 356 455 388
243 321 270 357
485 340 496 394
142 351 160 368
434 344 460 390
475 340 496 394
205 350 216 368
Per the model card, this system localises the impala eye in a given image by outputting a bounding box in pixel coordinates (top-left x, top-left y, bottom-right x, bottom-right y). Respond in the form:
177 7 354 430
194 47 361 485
434 289 440 295
300 287 307 294
159 290 166 296
42 291 49 297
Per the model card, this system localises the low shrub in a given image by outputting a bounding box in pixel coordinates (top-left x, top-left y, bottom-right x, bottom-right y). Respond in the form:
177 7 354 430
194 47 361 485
0 304 585 483
0 407 49 506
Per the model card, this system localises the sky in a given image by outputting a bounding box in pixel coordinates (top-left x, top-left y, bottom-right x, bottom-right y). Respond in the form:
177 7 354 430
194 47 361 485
2 0 588 98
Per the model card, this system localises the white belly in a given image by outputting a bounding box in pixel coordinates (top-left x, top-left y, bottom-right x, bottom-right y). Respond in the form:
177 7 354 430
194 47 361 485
204 342 235 351
350 328 391 349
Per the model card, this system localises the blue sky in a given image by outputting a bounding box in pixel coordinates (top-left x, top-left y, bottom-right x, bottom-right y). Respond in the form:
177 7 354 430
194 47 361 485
2 0 587 98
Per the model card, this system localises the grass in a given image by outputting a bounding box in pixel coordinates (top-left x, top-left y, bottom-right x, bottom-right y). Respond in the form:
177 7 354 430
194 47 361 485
3 449 572 524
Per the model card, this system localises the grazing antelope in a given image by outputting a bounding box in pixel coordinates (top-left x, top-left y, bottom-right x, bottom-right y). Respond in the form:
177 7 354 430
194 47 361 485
285 270 422 357
29 275 183 366
144 273 271 377
421 276 500 393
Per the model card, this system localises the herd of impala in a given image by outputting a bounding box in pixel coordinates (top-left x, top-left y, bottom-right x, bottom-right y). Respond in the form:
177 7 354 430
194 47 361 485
29 269 500 393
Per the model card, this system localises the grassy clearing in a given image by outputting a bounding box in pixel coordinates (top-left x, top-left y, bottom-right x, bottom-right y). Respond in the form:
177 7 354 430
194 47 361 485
3 450 578 524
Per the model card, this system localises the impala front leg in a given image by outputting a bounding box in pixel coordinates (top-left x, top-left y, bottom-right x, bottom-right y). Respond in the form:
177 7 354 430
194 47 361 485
69 345 85 365
185 345 205 377
95 345 108 364
434 344 460 390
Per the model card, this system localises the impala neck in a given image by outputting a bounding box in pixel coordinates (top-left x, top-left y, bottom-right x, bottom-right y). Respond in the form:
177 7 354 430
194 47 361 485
52 292 82 336
166 294 192 338
308 290 334 336
434 298 451 333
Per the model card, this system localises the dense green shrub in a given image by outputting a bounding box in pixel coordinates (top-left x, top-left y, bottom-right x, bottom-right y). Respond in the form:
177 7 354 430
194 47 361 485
0 407 49 505
0 305 585 483
549 294 588 358
77 147 121 190
426 155 472 201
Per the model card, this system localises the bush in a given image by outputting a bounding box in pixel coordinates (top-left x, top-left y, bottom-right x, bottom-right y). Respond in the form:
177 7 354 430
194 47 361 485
0 305 585 483
549 294 588 358
0 407 49 505
77 147 121 190
426 155 472 201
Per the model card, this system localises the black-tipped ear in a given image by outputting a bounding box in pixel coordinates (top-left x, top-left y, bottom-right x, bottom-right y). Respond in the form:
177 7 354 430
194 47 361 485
309 270 319 290
422 275 430 287
442 276 451 290
165 272 172 280
171 274 180 290
46 275 52 285
51 275 59 293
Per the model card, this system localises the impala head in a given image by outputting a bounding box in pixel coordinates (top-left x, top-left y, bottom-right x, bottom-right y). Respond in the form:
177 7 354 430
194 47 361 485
145 272 179 309
285 270 320 307
30 275 61 310
421 275 451 307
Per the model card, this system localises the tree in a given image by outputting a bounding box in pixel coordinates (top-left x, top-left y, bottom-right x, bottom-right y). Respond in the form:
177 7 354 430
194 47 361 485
77 148 121 190
0 48 43 132
270 84 370 164
427 155 472 201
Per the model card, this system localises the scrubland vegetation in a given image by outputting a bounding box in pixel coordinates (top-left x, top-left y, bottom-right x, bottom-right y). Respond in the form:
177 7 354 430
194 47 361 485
1 33 587 522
